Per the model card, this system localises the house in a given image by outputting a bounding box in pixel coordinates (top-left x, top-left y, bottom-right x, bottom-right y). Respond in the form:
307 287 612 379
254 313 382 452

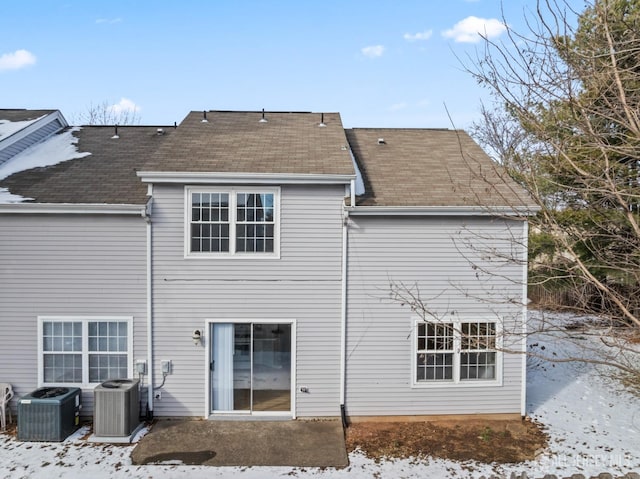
0 108 536 422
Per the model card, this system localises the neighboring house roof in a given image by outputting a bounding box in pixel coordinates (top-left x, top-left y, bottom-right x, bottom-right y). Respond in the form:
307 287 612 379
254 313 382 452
346 128 535 209
1 126 173 204
0 109 68 170
144 110 355 176
0 109 57 123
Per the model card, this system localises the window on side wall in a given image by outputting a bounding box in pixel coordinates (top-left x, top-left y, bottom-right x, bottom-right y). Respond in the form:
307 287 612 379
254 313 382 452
186 187 279 258
39 317 132 387
414 319 500 386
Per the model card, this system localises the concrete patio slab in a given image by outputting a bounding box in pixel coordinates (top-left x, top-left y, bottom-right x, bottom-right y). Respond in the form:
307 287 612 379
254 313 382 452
130 419 348 468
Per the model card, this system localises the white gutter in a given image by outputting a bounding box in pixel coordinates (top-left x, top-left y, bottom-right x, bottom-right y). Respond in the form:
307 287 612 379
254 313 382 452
345 205 540 217
137 171 355 185
520 219 529 417
350 179 355 207
144 199 154 416
339 207 348 421
0 203 147 215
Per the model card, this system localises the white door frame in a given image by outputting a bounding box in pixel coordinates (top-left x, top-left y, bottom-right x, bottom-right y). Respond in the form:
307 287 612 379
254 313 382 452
204 318 296 419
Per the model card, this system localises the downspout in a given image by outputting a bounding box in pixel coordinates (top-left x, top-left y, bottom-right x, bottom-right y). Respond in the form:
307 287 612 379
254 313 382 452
520 219 529 417
144 193 154 418
340 180 355 428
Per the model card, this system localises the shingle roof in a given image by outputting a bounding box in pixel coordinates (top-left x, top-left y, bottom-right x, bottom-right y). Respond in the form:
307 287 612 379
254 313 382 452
346 128 535 208
144 110 355 175
0 110 534 209
0 126 173 204
0 109 57 122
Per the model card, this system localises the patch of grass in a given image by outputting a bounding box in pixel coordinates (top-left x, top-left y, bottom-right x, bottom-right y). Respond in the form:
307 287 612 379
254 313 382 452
345 417 548 464
615 371 640 398
479 426 493 442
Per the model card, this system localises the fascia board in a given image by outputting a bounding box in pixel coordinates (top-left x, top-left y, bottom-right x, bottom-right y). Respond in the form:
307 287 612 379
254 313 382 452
0 203 146 215
345 205 540 217
136 171 355 185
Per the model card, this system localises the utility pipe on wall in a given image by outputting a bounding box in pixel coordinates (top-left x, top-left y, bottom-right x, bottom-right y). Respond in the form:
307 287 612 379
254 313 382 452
339 205 349 428
520 219 529 417
144 197 154 417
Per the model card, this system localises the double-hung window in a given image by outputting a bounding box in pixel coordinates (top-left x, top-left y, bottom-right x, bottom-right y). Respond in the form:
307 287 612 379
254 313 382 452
414 319 500 386
187 187 279 257
39 317 132 387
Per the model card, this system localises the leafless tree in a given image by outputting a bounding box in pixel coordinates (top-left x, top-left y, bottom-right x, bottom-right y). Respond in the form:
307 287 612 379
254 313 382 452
73 99 141 125
472 0 640 320
393 0 640 380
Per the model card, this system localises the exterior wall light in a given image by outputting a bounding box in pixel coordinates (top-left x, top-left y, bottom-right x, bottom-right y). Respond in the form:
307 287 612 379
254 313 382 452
192 329 202 346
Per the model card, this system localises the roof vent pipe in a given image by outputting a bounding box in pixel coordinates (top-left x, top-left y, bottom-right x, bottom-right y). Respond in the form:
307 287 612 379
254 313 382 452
174 121 177 129
157 128 165 136
259 108 268 123
319 113 326 127
202 110 208 123
112 125 119 139
377 138 385 145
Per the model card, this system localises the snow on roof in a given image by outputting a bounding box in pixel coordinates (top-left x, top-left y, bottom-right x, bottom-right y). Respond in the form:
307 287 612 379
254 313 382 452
0 127 91 204
0 187 32 203
0 127 91 181
0 115 44 140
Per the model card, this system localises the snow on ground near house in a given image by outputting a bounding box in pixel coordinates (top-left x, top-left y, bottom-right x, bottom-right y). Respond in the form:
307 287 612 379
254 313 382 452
0 117 43 140
0 127 90 204
1 310 639 479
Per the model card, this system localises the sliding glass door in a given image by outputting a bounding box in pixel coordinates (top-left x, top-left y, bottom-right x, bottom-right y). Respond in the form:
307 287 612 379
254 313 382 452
211 322 291 414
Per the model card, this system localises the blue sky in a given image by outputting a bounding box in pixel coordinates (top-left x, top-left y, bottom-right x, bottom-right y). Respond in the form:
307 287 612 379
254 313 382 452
1 0 583 129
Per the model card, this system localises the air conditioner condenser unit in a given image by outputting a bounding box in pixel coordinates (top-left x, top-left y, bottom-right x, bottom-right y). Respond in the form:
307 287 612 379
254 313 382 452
18 387 82 441
94 378 140 437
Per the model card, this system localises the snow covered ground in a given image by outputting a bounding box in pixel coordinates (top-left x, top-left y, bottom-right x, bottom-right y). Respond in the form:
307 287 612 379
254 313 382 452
1 310 639 479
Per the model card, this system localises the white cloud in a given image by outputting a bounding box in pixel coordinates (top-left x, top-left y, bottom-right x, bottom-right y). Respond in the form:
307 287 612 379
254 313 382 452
96 17 122 24
361 45 385 58
108 98 140 114
442 16 507 43
0 49 36 72
403 30 433 42
389 102 408 112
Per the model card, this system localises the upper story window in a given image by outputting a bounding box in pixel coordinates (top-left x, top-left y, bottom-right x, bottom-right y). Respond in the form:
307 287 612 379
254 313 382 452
186 187 279 258
413 319 500 387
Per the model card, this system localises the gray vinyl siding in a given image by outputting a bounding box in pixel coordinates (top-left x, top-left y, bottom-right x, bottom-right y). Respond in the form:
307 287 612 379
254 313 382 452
345 215 526 417
0 119 64 167
150 184 345 417
0 214 147 417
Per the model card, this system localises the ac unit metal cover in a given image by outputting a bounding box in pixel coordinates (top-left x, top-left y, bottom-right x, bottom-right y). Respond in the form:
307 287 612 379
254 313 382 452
94 378 140 437
18 387 82 442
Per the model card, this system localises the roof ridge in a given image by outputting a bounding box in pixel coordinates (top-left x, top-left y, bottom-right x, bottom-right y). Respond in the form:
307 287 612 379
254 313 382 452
196 110 339 115
78 124 173 128
348 127 454 132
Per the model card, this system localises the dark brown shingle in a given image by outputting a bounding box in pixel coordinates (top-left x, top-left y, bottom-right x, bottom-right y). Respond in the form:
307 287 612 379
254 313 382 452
0 111 533 209
144 111 355 175
0 109 57 123
1 126 173 204
346 128 535 208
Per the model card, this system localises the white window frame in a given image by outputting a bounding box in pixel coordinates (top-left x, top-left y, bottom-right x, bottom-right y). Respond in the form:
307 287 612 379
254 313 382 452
184 186 281 259
37 316 134 388
411 317 502 388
